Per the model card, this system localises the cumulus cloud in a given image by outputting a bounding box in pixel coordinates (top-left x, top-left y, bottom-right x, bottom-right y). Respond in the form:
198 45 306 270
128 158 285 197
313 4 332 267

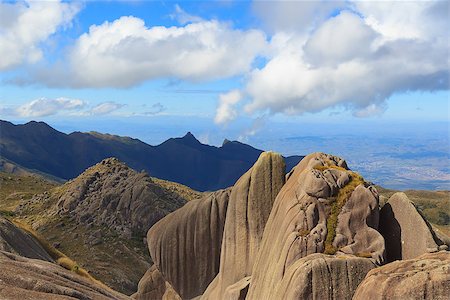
214 90 242 124
237 1 449 120
0 0 80 70
87 102 125 115
0 97 86 118
34 15 267 88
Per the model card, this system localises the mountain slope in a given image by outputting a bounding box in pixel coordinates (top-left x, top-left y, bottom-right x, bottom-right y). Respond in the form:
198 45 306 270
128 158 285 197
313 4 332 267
12 158 201 294
0 120 303 191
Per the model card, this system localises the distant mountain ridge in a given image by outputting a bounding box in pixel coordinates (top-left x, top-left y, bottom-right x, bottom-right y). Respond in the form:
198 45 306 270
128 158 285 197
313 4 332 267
0 120 303 191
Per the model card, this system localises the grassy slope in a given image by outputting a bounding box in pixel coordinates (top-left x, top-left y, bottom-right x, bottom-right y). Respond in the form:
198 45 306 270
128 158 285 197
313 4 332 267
0 171 202 295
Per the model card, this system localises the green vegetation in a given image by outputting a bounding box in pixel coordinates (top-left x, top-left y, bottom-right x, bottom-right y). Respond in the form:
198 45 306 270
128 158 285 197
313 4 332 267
315 167 365 255
0 172 58 211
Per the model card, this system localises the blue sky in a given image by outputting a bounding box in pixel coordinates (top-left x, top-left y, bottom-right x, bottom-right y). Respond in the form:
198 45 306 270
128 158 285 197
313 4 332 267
0 0 448 145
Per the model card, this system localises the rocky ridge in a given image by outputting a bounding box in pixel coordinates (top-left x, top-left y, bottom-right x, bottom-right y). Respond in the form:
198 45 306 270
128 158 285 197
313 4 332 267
136 152 450 300
11 158 198 295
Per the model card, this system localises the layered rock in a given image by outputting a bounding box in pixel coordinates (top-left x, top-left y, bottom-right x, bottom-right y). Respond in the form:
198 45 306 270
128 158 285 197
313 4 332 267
0 250 129 300
379 192 448 262
272 253 377 300
246 153 385 299
353 251 450 300
147 188 231 299
202 152 285 299
0 216 53 262
51 158 190 237
131 265 180 300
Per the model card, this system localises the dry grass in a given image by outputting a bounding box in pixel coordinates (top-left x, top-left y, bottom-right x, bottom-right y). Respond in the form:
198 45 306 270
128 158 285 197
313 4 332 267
11 219 107 288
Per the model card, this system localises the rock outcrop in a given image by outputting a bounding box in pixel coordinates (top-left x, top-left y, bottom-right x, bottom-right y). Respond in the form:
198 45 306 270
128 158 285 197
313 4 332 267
379 192 447 262
202 152 285 299
272 253 377 300
146 188 231 299
246 153 385 299
0 217 53 262
131 265 181 300
50 158 190 238
353 251 450 300
0 250 130 300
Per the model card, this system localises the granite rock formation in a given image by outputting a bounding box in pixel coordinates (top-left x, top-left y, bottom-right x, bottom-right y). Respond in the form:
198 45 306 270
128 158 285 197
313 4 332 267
272 253 377 300
146 189 231 299
0 250 129 300
353 251 450 300
131 265 181 300
246 153 385 299
202 152 285 299
379 192 448 262
0 217 53 262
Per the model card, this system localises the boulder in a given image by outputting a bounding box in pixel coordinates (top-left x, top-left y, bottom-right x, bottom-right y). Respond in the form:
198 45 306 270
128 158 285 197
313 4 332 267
131 265 181 300
147 188 230 299
379 192 447 262
0 217 53 262
202 152 285 299
353 251 450 300
246 153 385 299
0 250 129 300
272 254 377 300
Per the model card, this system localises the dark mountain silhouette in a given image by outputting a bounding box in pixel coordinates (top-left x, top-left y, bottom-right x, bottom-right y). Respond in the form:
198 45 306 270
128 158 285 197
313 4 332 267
0 120 303 191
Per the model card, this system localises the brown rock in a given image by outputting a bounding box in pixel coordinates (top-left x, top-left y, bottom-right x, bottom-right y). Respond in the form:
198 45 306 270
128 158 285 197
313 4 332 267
353 251 450 300
0 217 53 262
0 250 129 300
131 265 181 300
147 188 230 299
54 158 189 238
379 192 446 262
223 276 251 300
246 153 385 299
272 254 377 300
202 152 285 299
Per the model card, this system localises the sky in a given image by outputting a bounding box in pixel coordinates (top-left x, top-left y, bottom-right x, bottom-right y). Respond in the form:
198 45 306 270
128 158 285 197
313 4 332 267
0 0 449 147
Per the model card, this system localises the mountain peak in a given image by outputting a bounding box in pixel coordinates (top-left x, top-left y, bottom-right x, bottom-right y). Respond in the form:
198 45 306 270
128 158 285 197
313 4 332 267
180 131 200 144
222 138 231 146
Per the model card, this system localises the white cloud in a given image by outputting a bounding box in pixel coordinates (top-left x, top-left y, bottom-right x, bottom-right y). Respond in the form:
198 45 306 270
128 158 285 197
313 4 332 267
170 4 203 25
9 97 86 117
36 15 267 88
88 102 125 115
214 90 242 124
0 0 80 70
237 1 449 119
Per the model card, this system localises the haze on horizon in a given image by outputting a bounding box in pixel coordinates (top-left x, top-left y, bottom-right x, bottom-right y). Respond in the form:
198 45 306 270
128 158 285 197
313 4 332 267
0 0 449 189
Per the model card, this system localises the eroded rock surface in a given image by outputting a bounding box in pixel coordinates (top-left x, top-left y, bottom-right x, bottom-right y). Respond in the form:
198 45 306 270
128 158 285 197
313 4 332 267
0 216 53 262
202 152 285 299
147 188 230 299
51 158 190 238
272 253 377 300
0 250 130 300
353 251 450 300
379 192 447 262
131 265 181 300
246 153 385 299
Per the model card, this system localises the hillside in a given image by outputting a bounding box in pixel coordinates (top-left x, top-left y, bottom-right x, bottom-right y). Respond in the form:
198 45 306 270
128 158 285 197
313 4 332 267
0 120 303 191
3 159 202 295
